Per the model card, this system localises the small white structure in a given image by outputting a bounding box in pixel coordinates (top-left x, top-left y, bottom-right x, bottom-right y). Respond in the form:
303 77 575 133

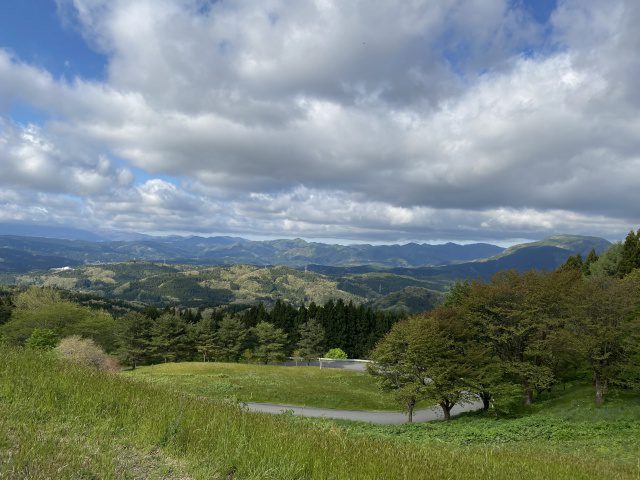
318 357 372 371
49 266 74 272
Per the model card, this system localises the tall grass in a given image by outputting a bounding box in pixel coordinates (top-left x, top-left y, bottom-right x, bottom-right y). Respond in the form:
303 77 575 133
0 347 636 479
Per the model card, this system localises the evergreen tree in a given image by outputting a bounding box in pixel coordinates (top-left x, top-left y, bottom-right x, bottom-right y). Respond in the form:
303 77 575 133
117 312 153 369
561 254 584 272
150 313 192 363
252 321 287 364
211 316 247 362
297 319 325 364
194 317 216 362
583 248 599 276
618 229 640 277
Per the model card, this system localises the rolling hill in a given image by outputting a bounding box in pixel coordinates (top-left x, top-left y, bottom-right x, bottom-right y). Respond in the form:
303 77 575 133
0 234 611 313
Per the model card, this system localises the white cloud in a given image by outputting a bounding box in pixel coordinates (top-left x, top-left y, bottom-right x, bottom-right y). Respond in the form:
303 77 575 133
0 0 639 242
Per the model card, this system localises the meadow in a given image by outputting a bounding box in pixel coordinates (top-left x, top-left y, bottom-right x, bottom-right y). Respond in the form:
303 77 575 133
125 361 403 410
338 384 640 470
2 347 638 479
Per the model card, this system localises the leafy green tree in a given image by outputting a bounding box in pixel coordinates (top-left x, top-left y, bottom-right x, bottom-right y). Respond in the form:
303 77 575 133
1 288 117 351
117 312 153 369
324 347 347 359
211 316 247 362
463 271 560 405
590 242 623 277
569 274 640 405
297 319 325 364
370 314 472 421
252 321 287 364
429 305 518 411
368 320 421 422
25 328 58 350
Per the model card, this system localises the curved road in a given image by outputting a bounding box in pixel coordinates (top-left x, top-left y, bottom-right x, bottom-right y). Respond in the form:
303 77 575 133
244 399 484 424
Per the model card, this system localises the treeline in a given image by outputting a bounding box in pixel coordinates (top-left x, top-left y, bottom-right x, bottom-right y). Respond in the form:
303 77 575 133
563 228 640 277
0 291 404 367
370 239 640 421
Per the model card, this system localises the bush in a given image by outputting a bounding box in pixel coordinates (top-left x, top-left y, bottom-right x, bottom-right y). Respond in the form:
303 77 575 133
325 347 348 359
25 328 58 350
56 335 119 371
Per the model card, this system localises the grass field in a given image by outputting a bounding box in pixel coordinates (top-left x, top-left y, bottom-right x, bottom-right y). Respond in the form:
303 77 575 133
125 361 403 410
337 383 640 471
2 347 637 479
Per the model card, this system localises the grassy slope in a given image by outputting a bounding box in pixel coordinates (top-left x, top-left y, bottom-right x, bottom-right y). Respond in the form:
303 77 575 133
338 384 640 473
1 348 633 480
126 362 402 410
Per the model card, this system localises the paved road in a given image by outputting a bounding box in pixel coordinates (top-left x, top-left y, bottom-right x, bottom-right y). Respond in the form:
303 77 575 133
244 399 484 424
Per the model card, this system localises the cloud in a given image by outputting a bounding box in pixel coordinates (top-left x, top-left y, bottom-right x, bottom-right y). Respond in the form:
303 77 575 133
0 0 639 242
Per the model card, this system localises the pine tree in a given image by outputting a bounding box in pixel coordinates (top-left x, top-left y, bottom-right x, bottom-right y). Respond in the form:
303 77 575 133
252 321 287 364
117 312 153 369
211 316 247 362
297 319 325 364
150 313 191 363
194 317 216 362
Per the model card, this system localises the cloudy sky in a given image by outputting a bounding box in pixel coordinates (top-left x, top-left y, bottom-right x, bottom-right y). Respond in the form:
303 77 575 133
0 0 638 244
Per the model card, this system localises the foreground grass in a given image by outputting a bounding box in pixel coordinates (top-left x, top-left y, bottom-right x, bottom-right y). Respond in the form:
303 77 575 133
1 348 636 479
337 384 640 472
126 361 403 410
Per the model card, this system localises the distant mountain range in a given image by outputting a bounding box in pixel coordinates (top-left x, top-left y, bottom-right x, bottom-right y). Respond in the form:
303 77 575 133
0 233 504 271
0 229 611 275
0 230 613 312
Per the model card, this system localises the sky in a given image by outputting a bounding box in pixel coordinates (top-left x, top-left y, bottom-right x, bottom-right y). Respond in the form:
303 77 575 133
0 0 638 245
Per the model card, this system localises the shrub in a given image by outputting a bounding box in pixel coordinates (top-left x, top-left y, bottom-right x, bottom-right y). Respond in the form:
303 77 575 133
325 347 348 359
25 328 58 350
56 335 118 371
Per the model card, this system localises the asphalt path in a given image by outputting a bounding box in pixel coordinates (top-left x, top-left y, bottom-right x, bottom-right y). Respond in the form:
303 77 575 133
244 399 484 424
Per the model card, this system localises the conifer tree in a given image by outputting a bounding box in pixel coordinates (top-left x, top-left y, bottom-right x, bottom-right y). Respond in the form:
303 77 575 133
211 316 247 362
297 319 325 364
117 312 153 369
252 321 287 364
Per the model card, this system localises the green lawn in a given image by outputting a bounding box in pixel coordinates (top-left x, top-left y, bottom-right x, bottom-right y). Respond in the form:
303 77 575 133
125 361 404 410
2 347 636 479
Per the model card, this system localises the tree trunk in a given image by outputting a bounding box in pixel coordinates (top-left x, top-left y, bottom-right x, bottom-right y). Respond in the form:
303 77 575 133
406 399 416 423
479 392 491 410
440 402 452 421
595 372 605 406
522 380 533 406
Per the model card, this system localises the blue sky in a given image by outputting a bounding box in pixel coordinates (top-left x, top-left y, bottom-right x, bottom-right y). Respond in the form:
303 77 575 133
0 0 638 244
0 1 106 81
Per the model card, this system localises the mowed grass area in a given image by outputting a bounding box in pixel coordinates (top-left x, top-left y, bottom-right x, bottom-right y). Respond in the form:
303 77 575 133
337 383 640 473
2 347 637 479
125 361 404 410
